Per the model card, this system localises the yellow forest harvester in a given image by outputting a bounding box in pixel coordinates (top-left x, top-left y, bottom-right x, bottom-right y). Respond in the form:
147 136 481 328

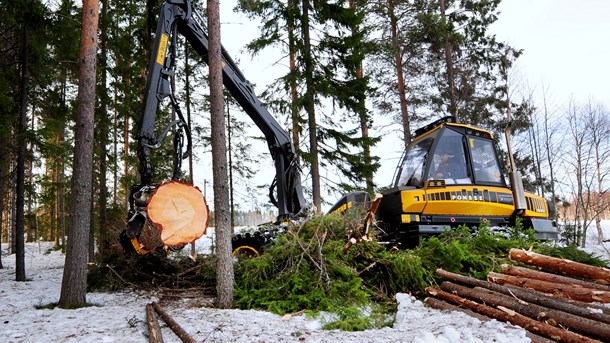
368 116 558 248
120 0 557 255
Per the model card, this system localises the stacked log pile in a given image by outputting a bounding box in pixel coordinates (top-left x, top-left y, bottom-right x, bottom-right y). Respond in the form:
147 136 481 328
425 248 610 343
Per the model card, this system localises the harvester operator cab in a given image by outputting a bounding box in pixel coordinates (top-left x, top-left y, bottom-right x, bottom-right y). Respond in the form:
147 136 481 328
396 117 506 188
378 116 557 248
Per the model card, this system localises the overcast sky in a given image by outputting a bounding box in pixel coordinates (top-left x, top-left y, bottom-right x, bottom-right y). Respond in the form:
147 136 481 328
219 0 610 108
491 0 610 108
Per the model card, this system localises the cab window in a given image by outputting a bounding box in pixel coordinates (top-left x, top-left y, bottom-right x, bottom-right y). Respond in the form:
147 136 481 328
397 137 433 187
469 137 503 185
428 129 469 184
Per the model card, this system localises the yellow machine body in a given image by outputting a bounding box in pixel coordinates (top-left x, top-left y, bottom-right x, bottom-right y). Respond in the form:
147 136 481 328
375 117 557 248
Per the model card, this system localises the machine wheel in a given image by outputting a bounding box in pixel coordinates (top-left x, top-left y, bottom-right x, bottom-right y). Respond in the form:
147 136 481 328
232 245 260 258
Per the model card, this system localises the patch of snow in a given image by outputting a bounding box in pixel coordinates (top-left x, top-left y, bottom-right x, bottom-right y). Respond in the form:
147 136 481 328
0 240 535 342
24 219 610 343
580 220 610 261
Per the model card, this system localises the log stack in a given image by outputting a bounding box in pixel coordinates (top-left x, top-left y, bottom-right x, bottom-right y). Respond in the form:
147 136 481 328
425 248 610 343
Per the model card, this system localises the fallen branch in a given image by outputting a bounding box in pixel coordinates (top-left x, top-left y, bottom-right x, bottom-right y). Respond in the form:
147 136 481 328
342 194 382 253
105 264 136 288
146 303 164 343
426 287 601 343
509 249 610 285
151 302 196 343
488 271 610 303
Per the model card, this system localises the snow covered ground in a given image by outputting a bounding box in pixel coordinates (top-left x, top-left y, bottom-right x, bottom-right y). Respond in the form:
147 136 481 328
1 221 609 343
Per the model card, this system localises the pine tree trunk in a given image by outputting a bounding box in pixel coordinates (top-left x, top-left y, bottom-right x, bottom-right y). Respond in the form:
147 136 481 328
350 0 373 194
302 0 321 211
0 141 4 269
437 268 610 323
26 108 35 243
123 64 130 209
424 297 556 343
113 85 118 205
288 0 300 161
15 19 29 281
501 264 610 291
97 0 109 257
59 0 99 308
208 0 234 309
439 0 458 119
389 0 411 147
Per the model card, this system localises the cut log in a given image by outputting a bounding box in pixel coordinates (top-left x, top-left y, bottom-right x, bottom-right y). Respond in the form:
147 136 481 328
151 302 196 343
146 303 164 343
502 264 610 292
425 296 493 322
439 268 610 322
440 281 610 341
491 283 610 324
562 297 610 316
147 181 209 248
424 297 557 343
437 268 610 320
425 287 601 343
488 271 610 303
509 248 610 285
436 269 488 288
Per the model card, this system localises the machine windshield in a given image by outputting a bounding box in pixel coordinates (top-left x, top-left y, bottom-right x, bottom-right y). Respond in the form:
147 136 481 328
428 129 469 184
396 125 505 188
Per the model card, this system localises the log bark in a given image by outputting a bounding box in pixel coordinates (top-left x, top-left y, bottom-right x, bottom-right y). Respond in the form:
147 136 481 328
437 268 610 319
492 283 610 324
146 303 164 343
562 297 610 316
425 296 492 322
440 281 610 341
151 302 196 343
488 271 610 303
424 297 556 343
502 263 610 292
509 249 610 285
147 181 209 247
426 287 601 343
436 269 488 288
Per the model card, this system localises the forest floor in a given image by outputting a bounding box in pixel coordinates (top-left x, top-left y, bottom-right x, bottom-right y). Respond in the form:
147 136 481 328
1 222 609 343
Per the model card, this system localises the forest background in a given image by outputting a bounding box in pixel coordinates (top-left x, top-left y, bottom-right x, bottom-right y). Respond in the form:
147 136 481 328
0 0 609 260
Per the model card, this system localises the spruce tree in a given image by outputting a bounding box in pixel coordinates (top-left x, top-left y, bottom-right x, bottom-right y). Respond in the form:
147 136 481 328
314 0 380 195
238 0 381 205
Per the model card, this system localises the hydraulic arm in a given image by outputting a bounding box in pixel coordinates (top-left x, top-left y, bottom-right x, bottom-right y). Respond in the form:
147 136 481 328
124 0 306 251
